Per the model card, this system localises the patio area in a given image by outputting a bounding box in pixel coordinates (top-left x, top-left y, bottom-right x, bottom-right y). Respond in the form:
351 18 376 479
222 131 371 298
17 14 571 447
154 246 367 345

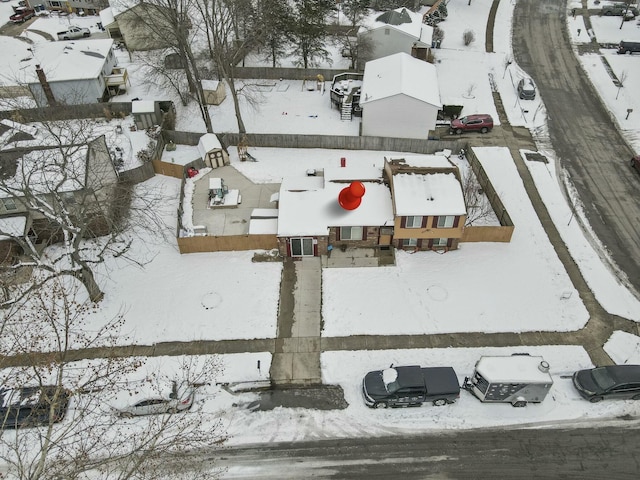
190 166 280 236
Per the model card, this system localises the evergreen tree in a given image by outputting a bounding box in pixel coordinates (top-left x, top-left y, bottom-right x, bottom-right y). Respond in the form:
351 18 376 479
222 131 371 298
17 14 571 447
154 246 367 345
289 0 334 69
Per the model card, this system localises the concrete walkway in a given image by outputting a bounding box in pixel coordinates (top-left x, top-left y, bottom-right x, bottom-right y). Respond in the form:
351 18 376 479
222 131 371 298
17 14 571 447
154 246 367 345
270 258 322 385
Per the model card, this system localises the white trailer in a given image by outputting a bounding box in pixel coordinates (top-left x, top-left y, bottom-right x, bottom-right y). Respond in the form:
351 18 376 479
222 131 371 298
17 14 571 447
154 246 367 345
463 354 553 407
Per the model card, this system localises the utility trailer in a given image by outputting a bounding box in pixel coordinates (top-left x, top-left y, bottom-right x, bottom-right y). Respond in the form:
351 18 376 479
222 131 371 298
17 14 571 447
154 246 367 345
462 354 553 407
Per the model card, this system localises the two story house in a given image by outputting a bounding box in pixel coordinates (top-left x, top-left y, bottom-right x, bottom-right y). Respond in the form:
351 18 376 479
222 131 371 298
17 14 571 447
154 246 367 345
0 127 118 261
19 39 118 106
384 155 467 251
275 155 467 258
358 7 434 64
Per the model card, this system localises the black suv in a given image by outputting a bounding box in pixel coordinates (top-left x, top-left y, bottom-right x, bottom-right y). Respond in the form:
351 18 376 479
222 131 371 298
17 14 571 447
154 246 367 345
362 365 460 408
1 386 70 429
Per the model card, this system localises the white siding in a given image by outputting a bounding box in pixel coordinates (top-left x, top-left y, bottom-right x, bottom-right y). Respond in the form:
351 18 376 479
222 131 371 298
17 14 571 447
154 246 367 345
361 95 438 139
360 28 430 61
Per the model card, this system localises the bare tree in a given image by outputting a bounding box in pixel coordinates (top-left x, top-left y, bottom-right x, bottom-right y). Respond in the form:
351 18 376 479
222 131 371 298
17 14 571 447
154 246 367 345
0 280 226 479
334 27 362 70
194 0 271 135
459 166 495 226
113 0 214 133
0 116 170 305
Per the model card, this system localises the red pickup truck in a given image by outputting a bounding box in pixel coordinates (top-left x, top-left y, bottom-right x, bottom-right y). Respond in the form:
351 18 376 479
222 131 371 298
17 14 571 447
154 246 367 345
9 7 35 23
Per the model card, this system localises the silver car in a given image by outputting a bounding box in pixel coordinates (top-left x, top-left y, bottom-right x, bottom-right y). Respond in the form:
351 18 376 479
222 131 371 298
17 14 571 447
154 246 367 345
117 384 195 417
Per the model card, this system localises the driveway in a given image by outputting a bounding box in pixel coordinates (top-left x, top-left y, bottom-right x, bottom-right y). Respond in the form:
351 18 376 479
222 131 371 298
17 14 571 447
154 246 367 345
512 0 640 298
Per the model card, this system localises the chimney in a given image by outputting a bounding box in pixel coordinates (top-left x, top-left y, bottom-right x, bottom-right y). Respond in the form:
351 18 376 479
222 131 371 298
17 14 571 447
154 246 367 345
35 65 57 106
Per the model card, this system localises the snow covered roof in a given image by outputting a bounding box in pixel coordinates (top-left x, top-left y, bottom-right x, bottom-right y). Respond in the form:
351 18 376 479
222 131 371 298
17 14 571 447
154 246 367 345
324 165 382 182
366 7 432 44
131 100 156 113
99 7 116 26
474 355 553 384
20 40 114 84
198 133 222 159
109 0 140 17
201 80 221 90
277 174 394 237
249 218 278 235
0 215 27 240
0 145 89 199
360 53 442 108
392 172 466 217
389 154 454 169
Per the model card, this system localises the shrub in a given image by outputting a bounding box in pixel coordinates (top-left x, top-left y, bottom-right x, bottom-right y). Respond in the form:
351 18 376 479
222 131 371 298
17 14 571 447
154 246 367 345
463 29 475 46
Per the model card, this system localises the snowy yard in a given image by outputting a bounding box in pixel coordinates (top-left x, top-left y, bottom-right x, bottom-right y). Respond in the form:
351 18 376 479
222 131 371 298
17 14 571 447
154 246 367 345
2 0 640 451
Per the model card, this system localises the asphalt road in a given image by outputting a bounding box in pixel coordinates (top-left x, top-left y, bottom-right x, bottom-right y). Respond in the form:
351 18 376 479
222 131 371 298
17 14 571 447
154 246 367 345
184 423 640 479
512 0 640 297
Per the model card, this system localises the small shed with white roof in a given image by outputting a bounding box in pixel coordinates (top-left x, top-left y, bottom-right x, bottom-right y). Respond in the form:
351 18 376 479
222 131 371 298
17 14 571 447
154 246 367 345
359 53 441 139
201 80 226 105
197 133 229 168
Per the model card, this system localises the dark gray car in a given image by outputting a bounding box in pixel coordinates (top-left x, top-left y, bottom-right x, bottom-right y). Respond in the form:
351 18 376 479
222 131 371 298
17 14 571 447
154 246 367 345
572 365 640 402
517 78 536 100
362 365 460 408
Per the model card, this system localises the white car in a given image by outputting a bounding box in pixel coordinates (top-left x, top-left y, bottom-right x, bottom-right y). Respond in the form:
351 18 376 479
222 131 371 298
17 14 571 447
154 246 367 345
117 384 195 417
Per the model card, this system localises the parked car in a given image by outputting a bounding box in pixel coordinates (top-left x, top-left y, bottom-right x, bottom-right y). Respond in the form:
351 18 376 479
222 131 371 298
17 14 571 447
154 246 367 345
9 7 35 23
517 77 537 100
117 383 195 417
617 41 640 54
572 365 640 402
450 114 494 134
362 365 460 408
602 3 639 16
1 386 70 429
57 26 91 41
631 155 640 172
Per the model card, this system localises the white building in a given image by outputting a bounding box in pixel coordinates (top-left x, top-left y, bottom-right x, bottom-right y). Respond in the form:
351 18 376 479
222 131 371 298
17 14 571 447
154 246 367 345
358 8 433 63
359 53 442 139
21 39 117 106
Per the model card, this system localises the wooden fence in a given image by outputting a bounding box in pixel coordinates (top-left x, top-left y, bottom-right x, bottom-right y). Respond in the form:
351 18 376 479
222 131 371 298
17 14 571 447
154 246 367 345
177 234 278 254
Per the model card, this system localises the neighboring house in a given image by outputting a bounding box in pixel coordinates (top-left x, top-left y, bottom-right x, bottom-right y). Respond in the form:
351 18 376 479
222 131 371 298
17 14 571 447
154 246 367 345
358 7 433 64
276 165 394 257
103 0 180 51
29 0 105 16
383 155 467 251
18 39 119 106
0 126 119 248
359 52 442 139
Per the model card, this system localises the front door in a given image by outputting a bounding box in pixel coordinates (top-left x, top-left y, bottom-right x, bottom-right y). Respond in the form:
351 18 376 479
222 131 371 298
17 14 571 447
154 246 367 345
290 237 314 256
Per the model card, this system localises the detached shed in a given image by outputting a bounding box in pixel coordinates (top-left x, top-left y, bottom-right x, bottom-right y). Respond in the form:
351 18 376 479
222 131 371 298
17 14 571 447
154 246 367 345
132 100 162 130
201 80 226 105
198 133 229 168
